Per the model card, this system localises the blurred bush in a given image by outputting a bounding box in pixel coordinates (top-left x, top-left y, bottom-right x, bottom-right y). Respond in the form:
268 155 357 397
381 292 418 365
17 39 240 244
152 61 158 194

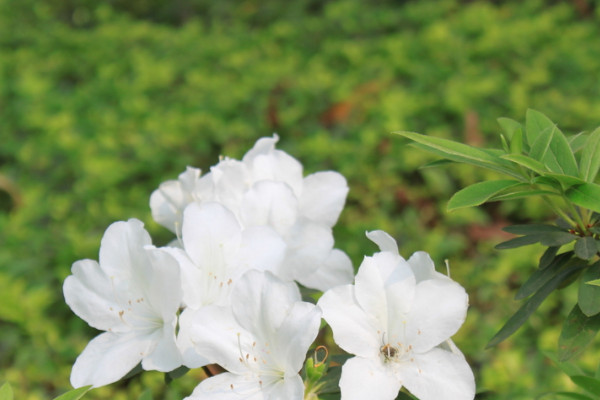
1 0 600 398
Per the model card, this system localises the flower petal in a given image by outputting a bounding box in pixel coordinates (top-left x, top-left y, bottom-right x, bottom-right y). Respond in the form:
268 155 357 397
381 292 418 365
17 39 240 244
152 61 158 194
176 307 210 368
407 251 450 283
141 321 182 372
295 248 354 291
339 356 402 400
236 226 286 276
300 171 348 227
185 372 263 400
318 285 380 358
263 374 304 400
141 247 182 321
405 279 468 352
398 347 475 400
70 331 151 388
98 219 152 278
240 181 299 235
282 219 333 282
365 230 400 255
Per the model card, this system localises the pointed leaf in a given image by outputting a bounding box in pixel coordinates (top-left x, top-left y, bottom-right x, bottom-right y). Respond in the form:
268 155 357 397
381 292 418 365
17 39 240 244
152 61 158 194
580 127 600 182
447 180 523 211
530 124 579 177
586 279 600 287
419 159 456 169
489 188 557 202
498 117 523 141
495 234 543 250
395 131 521 178
543 173 586 188
570 131 590 154
571 375 600 396
579 261 600 316
501 154 546 175
559 304 600 361
526 109 555 147
539 232 577 247
566 183 600 213
487 262 586 348
0 383 13 400
52 387 92 400
503 224 566 235
515 252 573 300
575 237 599 260
540 247 560 269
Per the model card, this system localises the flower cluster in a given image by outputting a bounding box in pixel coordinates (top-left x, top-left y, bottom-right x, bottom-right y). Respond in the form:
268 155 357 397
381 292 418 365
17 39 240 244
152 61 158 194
63 135 475 399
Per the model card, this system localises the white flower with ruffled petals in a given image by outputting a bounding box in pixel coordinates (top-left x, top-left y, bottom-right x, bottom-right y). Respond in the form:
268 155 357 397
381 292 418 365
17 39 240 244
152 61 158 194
184 270 322 400
63 219 182 388
318 231 475 400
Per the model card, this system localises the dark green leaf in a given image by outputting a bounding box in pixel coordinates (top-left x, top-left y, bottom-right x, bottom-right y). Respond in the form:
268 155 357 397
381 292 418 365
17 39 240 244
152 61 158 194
590 227 600 235
539 232 577 247
52 387 92 400
395 131 521 178
501 154 546 175
447 180 523 211
395 393 417 400
540 247 560 269
503 224 566 235
165 366 189 383
580 127 600 182
487 262 585 348
559 304 600 361
0 383 13 400
566 184 600 213
495 235 542 250
571 375 600 396
516 252 573 300
579 261 600 316
575 237 599 260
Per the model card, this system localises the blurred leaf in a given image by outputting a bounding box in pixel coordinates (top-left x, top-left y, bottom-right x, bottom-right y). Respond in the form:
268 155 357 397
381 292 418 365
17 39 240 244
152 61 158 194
579 261 600 316
545 351 585 377
541 393 594 400
575 237 599 260
501 154 546 175
495 234 544 250
516 252 573 300
419 159 456 169
586 279 600 287
137 389 152 400
0 383 13 400
395 393 417 400
540 247 560 269
487 262 586 348
566 184 600 213
447 180 523 211
395 131 520 178
558 304 600 361
571 376 600 396
52 386 92 400
165 366 189 383
543 173 586 188
580 127 600 182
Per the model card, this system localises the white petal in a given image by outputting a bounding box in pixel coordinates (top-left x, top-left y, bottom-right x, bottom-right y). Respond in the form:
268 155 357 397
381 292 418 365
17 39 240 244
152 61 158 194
161 247 203 308
263 374 304 400
236 226 286 275
98 219 152 278
211 158 250 215
141 321 182 372
176 308 210 368
405 279 468 352
300 171 348 227
318 285 380 358
398 347 475 400
185 372 263 400
63 259 126 332
295 248 354 291
282 220 333 282
141 247 182 321
240 181 299 235
231 271 300 341
407 251 450 283
150 181 187 234
366 230 400 255
339 357 402 400
272 301 322 374
70 331 151 388
182 202 242 273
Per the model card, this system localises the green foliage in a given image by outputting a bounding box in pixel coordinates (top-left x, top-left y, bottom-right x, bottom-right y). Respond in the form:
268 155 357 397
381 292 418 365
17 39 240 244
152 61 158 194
52 387 92 400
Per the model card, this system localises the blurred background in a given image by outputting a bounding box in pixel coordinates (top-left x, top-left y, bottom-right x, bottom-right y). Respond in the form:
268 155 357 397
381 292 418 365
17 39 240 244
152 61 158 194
2 0 600 398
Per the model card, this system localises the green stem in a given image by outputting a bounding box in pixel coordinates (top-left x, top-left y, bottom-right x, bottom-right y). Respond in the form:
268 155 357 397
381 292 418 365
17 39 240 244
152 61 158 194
541 195 576 227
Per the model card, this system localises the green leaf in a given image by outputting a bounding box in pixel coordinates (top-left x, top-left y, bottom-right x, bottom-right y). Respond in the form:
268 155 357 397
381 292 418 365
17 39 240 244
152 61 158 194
503 224 566 235
489 187 557 202
52 386 92 400
495 234 543 250
543 173 586 188
579 261 600 316
539 393 594 400
570 132 590 154
487 262 585 348
500 134 510 153
419 159 455 169
498 117 523 141
447 180 523 211
559 304 600 361
540 247 560 269
137 389 152 400
580 127 600 182
545 351 586 377
566 183 600 213
529 122 579 177
515 252 573 300
395 131 520 178
539 232 577 247
526 109 554 147
586 279 600 287
571 375 600 396
165 366 189 383
0 382 13 400
575 237 599 260
501 154 546 175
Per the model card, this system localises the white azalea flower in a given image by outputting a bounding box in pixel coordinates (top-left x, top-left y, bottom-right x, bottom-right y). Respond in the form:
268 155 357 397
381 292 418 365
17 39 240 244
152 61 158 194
63 219 182 388
168 202 287 368
150 135 353 291
184 270 322 400
318 231 475 400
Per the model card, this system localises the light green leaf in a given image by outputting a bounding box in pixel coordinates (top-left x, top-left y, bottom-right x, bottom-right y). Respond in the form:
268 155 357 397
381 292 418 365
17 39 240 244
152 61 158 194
501 154 546 175
52 386 92 400
578 261 600 316
580 127 600 182
570 131 590 154
511 128 524 154
540 392 593 400
571 375 600 396
137 389 152 400
566 183 600 213
447 180 523 211
530 122 579 177
543 173 586 188
575 237 599 260
558 304 600 361
489 186 556 202
586 279 600 287
545 351 585 377
419 159 455 169
395 131 520 178
498 117 522 140
526 109 554 147
487 262 586 347
0 382 13 400
500 134 510 153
